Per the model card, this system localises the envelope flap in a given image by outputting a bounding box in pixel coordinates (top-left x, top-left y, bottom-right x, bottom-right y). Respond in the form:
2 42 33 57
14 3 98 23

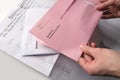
48 0 76 19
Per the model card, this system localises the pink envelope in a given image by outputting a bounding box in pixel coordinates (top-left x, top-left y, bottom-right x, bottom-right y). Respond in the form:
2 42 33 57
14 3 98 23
30 0 102 61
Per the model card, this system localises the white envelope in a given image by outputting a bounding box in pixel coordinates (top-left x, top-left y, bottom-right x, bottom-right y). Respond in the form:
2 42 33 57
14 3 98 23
21 8 58 56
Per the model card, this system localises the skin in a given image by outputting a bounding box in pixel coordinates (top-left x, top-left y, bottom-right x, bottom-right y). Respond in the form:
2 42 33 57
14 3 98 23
79 0 120 77
79 43 120 77
78 0 120 77
96 0 120 19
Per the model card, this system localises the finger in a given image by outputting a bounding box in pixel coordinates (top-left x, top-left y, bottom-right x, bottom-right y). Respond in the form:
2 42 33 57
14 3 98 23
87 43 92 47
86 43 89 46
100 0 107 3
84 54 94 61
91 42 97 48
96 0 114 10
87 42 96 48
101 8 112 19
101 14 113 19
79 57 88 70
79 57 92 72
80 45 97 57
81 52 94 62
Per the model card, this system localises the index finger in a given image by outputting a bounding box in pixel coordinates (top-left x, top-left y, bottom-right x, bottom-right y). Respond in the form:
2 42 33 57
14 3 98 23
80 45 98 57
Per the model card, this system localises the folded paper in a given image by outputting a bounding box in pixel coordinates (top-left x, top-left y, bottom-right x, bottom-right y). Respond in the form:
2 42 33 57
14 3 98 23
30 0 102 61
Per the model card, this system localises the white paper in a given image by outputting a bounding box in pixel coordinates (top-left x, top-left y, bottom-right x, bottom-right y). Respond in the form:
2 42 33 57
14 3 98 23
21 8 58 56
0 0 59 76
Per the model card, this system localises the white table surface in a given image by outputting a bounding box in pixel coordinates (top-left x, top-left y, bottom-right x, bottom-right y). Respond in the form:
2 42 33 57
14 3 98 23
0 1 120 80
0 0 50 80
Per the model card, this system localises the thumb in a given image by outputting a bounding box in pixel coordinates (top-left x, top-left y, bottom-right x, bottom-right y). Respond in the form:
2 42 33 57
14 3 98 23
80 45 97 57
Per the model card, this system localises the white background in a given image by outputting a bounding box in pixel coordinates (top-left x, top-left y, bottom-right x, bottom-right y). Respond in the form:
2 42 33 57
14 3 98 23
0 0 50 80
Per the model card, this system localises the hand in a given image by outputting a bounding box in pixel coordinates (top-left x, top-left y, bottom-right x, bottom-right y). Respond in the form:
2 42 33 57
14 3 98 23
79 43 120 77
96 0 120 19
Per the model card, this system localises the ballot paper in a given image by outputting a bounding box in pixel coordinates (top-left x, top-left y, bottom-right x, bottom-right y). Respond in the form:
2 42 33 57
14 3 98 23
30 0 102 61
0 0 59 76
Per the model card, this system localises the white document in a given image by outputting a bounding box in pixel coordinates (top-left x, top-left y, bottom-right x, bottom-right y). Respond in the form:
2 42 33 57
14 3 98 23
0 0 59 76
21 8 58 56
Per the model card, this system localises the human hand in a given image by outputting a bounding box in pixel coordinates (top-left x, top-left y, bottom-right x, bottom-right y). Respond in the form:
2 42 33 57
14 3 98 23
96 0 120 19
79 43 120 77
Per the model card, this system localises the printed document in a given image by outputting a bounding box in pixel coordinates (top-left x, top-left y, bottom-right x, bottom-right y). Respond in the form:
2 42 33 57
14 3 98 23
0 0 59 76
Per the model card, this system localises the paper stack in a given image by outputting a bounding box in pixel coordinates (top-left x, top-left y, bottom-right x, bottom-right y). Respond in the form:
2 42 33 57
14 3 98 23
0 0 101 76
